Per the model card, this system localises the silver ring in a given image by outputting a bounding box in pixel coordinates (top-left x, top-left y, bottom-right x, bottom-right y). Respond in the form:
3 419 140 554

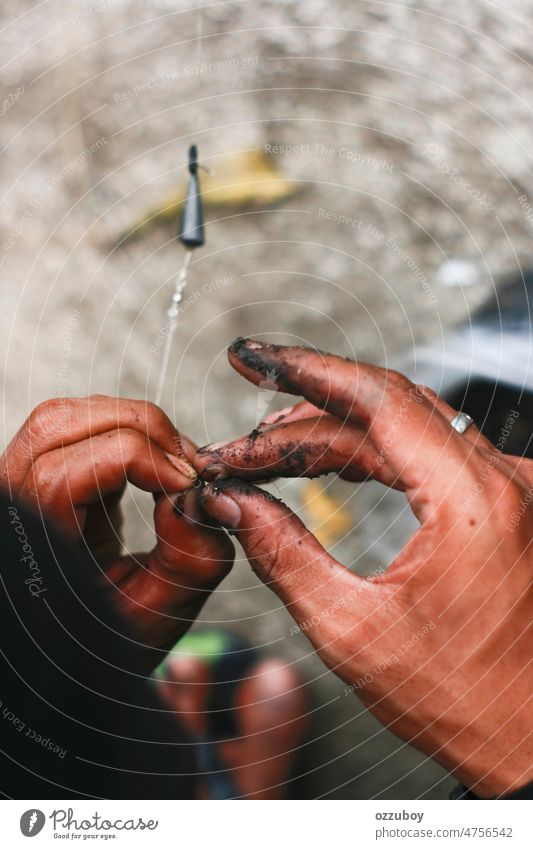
450 412 474 434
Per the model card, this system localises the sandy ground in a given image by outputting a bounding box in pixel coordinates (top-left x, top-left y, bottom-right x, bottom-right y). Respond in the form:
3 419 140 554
2 0 533 798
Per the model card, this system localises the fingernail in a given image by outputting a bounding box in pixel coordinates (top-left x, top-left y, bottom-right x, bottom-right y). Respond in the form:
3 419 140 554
165 452 197 481
228 335 248 351
227 338 280 378
175 488 225 530
260 403 296 427
229 337 265 354
202 463 230 481
201 488 241 529
197 440 229 454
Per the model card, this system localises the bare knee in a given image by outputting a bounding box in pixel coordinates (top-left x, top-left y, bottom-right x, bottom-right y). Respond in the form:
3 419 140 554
235 657 307 733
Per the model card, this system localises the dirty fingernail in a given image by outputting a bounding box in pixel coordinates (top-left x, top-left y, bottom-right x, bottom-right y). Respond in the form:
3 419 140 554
260 403 295 426
197 440 229 455
202 463 230 481
229 337 266 354
165 452 197 480
233 337 263 349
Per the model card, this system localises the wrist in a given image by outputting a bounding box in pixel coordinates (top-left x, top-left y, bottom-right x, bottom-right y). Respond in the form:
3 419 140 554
446 719 532 799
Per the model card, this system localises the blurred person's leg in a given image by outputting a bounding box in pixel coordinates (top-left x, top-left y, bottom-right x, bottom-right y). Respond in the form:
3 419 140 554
159 633 307 799
219 658 308 799
159 653 211 738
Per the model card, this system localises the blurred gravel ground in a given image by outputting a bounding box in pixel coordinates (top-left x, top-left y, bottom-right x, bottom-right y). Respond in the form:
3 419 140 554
2 0 533 798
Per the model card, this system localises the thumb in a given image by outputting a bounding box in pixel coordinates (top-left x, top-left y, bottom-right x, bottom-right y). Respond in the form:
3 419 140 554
198 479 367 632
152 489 234 587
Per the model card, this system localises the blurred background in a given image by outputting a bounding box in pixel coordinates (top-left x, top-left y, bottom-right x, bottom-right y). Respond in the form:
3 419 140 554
1 0 533 798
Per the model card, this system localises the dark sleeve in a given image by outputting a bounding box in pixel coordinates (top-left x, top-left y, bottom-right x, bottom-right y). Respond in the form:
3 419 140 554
451 782 533 800
0 494 197 799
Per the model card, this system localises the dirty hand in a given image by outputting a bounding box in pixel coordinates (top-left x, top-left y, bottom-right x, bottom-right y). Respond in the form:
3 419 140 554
0 396 234 666
195 339 532 797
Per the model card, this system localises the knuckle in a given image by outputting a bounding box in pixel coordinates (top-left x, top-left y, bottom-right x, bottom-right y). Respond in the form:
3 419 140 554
143 401 169 430
245 528 270 559
29 400 59 431
384 369 412 392
27 398 72 440
415 384 436 400
27 457 56 501
246 528 284 579
143 401 161 418
143 402 177 446
117 427 146 451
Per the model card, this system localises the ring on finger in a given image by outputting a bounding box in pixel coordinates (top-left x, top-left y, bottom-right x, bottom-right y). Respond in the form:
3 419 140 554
450 412 474 434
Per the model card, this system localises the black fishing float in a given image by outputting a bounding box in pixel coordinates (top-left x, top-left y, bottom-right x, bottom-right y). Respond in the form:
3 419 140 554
155 144 206 405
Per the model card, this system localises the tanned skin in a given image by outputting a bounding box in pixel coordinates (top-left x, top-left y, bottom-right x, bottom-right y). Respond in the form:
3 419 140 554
195 339 533 798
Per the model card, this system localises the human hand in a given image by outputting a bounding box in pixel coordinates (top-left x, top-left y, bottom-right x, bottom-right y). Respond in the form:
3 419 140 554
0 396 234 667
195 339 532 797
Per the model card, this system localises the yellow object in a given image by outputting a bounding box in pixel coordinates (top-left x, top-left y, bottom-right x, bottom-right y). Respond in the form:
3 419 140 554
300 480 353 549
115 149 299 245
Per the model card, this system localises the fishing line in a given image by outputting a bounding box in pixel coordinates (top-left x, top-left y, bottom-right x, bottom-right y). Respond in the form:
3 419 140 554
154 2 206 407
154 249 192 406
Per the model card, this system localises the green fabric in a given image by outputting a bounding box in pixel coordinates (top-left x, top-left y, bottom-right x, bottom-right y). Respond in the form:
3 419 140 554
153 630 232 678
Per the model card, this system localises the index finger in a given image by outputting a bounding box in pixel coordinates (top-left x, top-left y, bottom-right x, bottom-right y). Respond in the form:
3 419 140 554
196 414 400 488
1 395 189 492
226 338 475 515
